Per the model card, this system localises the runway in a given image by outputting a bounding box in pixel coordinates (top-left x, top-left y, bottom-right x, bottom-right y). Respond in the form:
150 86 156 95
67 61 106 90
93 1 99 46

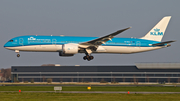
3 84 180 87
1 91 180 94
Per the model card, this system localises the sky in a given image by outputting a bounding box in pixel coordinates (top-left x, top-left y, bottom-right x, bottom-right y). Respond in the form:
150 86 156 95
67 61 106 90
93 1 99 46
0 0 180 68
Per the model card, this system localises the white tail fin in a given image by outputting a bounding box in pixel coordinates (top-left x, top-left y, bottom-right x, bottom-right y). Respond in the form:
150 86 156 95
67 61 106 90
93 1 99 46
141 16 171 42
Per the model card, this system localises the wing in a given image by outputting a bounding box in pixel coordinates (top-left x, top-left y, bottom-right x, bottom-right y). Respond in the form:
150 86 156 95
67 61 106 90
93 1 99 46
152 40 176 46
79 27 131 50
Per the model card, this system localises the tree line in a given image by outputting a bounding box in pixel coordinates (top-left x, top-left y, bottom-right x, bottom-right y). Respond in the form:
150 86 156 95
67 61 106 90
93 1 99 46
0 68 11 81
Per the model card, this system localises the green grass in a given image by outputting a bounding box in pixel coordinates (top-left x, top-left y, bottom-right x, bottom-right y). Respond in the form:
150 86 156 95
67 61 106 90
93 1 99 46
0 86 180 92
0 92 180 101
1 86 180 101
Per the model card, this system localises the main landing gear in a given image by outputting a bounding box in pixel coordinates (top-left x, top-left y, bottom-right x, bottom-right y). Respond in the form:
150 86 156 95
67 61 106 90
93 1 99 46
83 49 94 61
83 55 94 61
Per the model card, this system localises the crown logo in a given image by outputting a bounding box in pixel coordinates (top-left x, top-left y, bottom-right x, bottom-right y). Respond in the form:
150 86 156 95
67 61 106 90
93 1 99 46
154 28 160 32
28 37 36 40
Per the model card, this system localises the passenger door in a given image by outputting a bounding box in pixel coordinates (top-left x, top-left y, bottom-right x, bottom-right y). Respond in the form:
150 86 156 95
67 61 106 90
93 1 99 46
19 38 23 45
52 39 57 45
136 41 141 47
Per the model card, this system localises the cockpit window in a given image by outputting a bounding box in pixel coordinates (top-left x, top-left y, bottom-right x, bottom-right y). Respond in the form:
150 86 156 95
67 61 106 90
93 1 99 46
8 40 13 42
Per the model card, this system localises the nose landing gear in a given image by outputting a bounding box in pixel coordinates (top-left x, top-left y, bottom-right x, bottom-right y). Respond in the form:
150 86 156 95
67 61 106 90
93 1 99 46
15 50 20 58
17 54 20 57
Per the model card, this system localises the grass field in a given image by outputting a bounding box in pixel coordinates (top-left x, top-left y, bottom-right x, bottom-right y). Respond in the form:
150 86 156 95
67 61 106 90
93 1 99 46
0 86 180 92
1 86 180 101
0 92 180 101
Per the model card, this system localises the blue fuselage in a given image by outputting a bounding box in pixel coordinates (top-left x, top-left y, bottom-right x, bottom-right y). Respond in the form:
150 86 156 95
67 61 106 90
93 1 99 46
4 35 159 47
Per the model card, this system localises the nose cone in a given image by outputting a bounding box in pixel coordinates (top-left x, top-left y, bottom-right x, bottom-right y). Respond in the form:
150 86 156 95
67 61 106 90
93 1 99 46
4 42 15 50
4 43 8 49
4 42 11 49
4 42 8 48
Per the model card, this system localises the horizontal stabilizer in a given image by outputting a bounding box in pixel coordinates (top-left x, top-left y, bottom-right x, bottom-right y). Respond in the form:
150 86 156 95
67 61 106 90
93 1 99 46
152 40 176 46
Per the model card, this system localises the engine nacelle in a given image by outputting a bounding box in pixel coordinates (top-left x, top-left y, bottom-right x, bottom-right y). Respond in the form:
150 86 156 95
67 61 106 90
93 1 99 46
59 44 79 56
59 52 74 57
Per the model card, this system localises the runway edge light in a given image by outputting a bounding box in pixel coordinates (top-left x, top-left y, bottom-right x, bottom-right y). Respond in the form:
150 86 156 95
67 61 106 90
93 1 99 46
87 86 91 90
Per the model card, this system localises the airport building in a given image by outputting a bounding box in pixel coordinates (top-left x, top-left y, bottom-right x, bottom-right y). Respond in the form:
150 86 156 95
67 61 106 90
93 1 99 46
11 63 180 83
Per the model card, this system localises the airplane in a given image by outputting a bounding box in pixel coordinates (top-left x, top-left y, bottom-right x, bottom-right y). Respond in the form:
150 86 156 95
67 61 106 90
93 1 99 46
4 16 175 61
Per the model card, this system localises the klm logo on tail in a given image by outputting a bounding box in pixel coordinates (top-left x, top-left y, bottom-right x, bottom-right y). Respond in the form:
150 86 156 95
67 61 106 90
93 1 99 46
150 28 163 36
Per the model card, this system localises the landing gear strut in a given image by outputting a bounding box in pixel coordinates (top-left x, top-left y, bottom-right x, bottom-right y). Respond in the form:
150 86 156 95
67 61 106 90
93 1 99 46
15 50 20 58
83 49 94 61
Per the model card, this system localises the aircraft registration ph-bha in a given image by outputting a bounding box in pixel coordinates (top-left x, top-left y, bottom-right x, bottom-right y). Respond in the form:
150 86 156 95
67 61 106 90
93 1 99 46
4 16 175 61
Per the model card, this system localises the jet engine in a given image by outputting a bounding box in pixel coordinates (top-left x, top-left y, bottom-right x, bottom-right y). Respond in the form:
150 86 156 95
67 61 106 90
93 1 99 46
59 44 79 57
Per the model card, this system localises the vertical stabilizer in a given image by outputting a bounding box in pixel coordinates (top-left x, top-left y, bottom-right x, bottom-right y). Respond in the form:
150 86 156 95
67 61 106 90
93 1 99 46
141 16 171 42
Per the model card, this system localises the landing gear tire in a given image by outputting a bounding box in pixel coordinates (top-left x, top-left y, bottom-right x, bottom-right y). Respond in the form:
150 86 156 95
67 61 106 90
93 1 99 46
89 56 94 60
83 56 87 60
17 54 20 57
83 55 94 61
